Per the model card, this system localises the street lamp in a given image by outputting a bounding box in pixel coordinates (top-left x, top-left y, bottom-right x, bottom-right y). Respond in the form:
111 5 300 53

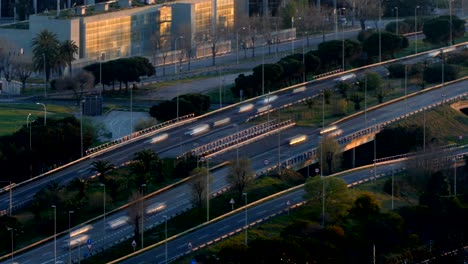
52 205 56 264
372 118 377 180
415 6 420 54
99 52 105 90
43 53 47 98
174 36 184 74
27 113 31 150
174 36 184 120
441 49 445 103
140 183 146 249
80 99 85 157
233 124 239 165
164 215 168 263
206 158 210 222
394 7 399 35
36 102 46 126
453 158 457 196
404 64 408 113
390 165 394 210
5 225 13 263
291 16 295 53
243 192 248 245
68 210 74 264
378 0 382 62
236 27 246 65
130 81 133 136
449 0 453 45
341 8 346 71
100 184 106 243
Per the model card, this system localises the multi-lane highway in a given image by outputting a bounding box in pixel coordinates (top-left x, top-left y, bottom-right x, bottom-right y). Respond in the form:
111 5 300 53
3 67 467 263
115 148 468 264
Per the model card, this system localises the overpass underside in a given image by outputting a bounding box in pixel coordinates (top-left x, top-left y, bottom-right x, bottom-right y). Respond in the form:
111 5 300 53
285 134 376 172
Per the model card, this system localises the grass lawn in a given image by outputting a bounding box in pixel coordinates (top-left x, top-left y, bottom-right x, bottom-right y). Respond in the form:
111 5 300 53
0 103 74 136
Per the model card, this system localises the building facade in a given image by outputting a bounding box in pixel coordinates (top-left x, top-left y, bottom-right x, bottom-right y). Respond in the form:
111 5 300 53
0 0 239 67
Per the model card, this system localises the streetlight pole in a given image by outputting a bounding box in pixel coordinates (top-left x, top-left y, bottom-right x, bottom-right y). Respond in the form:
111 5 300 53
80 99 85 157
341 10 345 71
404 64 408 113
378 0 382 62
27 113 31 151
372 118 377 180
140 183 146 249
415 6 420 54
262 44 265 95
449 0 453 45
441 49 445 103
236 27 246 65
391 165 394 210
164 215 168 263
52 205 56 264
130 82 133 136
174 36 184 74
68 210 74 264
99 52 105 90
423 107 426 153
43 53 47 98
243 192 248 245
5 226 13 263
394 7 399 35
175 36 184 120
101 184 106 243
453 158 457 196
206 158 210 222
291 16 295 54
36 103 46 126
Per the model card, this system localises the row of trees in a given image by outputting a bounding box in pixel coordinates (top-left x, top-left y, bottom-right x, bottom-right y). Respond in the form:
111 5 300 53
385 15 466 45
83 56 155 91
230 28 406 101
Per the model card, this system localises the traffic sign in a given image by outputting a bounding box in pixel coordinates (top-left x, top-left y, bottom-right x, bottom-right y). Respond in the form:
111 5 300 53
87 244 92 250
87 239 92 245
315 168 319 174
131 240 137 252
229 198 235 211
263 159 269 165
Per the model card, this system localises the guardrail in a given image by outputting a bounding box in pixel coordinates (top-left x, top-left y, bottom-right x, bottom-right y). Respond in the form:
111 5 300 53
85 113 195 156
179 119 295 160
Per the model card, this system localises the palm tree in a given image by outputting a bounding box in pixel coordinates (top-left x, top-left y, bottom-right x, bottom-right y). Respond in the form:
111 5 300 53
90 160 115 183
59 40 79 75
31 30 60 82
131 149 162 183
